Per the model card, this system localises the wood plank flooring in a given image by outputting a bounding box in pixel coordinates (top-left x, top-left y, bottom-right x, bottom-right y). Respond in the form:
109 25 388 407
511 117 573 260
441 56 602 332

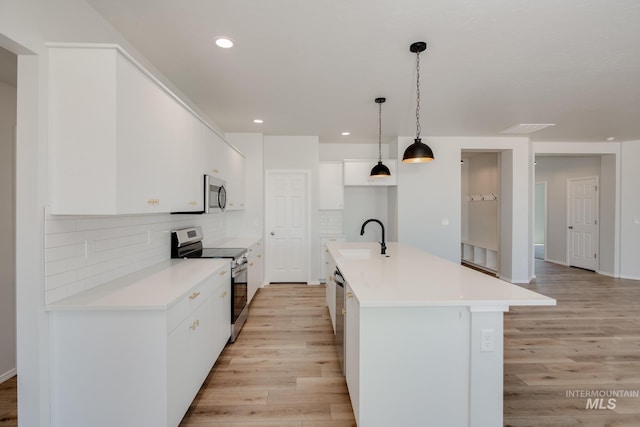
0 377 16 427
504 260 640 427
179 283 356 427
1 261 640 426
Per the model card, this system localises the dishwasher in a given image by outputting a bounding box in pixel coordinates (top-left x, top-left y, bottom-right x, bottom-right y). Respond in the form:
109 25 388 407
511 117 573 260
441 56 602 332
334 267 345 374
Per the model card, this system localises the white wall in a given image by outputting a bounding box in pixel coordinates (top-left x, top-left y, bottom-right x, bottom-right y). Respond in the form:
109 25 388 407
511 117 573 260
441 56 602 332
224 133 264 239
319 142 389 161
534 156 601 265
263 135 320 282
344 187 389 243
396 136 530 283
534 183 546 245
0 80 16 382
465 153 499 250
620 141 640 280
600 154 617 277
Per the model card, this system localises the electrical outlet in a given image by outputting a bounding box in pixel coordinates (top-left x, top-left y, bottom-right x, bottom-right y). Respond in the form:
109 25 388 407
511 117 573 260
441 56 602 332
481 329 495 352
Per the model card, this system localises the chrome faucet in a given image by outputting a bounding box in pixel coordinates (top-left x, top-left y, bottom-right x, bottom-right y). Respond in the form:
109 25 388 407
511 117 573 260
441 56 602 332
360 218 386 255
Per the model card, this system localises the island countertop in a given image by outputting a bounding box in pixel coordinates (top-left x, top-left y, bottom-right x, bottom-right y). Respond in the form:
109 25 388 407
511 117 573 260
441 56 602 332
327 242 555 308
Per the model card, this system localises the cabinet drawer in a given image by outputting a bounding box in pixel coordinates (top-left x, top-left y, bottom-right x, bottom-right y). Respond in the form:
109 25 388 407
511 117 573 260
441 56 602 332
246 240 263 260
168 276 216 333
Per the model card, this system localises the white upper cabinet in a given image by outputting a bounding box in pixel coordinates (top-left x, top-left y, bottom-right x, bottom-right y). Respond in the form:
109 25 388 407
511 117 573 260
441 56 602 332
319 162 344 209
343 159 398 186
225 148 246 211
48 44 237 215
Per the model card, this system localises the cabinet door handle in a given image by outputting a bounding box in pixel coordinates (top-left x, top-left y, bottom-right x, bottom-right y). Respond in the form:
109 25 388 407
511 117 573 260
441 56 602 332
189 291 200 300
219 270 227 276
342 308 346 315
249 262 254 267
212 169 219 174
346 292 353 299
220 291 227 298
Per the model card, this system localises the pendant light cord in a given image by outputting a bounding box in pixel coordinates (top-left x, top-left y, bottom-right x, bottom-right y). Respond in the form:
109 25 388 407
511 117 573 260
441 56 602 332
378 101 382 162
415 49 421 140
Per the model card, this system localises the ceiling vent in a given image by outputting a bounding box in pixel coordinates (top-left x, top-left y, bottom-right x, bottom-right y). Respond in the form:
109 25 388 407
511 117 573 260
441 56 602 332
499 124 555 134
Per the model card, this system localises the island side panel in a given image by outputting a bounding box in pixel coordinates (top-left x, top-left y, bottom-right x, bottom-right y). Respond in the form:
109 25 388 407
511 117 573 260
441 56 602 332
359 306 471 427
469 308 505 427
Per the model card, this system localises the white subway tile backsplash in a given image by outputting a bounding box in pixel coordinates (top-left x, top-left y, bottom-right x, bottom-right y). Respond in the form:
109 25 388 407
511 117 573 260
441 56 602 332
319 210 343 235
44 212 225 304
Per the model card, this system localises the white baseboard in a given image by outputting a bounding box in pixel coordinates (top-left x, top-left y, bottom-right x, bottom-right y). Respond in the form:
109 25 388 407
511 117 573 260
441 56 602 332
0 368 16 384
598 270 617 278
307 280 321 286
619 274 640 281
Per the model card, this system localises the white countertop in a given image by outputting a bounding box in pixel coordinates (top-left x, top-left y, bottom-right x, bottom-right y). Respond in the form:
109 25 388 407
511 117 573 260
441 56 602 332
47 259 229 311
327 242 556 309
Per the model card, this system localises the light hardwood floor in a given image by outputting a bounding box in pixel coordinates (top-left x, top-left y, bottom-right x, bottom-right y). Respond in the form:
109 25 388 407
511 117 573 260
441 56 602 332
1 261 639 426
179 283 356 427
504 261 640 427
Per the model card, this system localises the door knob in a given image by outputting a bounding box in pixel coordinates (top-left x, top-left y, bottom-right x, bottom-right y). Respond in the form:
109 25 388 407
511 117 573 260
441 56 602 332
270 232 275 236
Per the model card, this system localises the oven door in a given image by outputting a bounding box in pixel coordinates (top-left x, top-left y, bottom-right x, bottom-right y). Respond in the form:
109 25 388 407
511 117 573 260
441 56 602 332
231 262 248 324
204 175 227 213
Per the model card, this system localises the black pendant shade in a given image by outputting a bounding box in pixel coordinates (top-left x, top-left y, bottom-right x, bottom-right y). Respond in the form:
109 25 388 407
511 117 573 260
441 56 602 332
370 160 391 177
402 41 435 164
402 138 434 163
370 97 391 178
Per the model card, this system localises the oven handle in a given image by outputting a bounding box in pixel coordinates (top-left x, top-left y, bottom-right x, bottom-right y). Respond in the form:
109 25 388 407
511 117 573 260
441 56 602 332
233 261 248 277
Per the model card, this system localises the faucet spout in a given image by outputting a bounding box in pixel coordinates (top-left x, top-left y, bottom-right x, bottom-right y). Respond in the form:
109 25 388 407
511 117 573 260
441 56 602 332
360 218 386 255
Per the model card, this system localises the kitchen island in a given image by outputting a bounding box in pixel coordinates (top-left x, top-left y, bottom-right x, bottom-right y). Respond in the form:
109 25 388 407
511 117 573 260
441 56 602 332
326 242 555 427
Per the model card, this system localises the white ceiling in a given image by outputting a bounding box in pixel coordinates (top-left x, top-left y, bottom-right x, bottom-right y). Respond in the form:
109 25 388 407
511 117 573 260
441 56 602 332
86 0 640 144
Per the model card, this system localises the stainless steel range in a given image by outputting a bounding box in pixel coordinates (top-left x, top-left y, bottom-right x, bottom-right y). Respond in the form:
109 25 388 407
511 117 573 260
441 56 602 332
171 226 248 342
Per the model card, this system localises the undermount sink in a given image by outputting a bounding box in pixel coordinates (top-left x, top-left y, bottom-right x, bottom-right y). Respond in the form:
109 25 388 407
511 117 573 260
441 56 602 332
338 249 371 260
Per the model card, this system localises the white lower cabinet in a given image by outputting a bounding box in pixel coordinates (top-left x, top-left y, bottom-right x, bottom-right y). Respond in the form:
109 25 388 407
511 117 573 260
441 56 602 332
50 264 231 427
320 236 345 283
325 250 339 333
247 239 264 303
344 283 360 422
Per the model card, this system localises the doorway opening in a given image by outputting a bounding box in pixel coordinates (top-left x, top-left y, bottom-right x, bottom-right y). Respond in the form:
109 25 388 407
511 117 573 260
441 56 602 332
460 151 500 276
533 155 609 277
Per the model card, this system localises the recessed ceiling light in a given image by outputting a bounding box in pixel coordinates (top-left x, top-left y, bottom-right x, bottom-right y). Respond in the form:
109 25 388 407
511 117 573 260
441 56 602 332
499 124 555 134
341 132 350 136
253 119 263 124
215 37 234 48
606 136 615 141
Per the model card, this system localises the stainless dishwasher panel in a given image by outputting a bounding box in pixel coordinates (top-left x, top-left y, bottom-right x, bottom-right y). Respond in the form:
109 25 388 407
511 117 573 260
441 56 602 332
334 267 345 375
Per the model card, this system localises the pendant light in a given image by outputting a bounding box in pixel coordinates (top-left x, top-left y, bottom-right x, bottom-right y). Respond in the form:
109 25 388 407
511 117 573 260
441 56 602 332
402 41 435 163
370 97 391 178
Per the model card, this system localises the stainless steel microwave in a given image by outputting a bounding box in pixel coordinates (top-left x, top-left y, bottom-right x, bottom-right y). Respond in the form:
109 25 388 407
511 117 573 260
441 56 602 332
204 175 226 213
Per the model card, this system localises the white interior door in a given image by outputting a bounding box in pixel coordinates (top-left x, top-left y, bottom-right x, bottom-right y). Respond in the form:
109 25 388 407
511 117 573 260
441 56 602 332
568 177 599 271
266 171 309 283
